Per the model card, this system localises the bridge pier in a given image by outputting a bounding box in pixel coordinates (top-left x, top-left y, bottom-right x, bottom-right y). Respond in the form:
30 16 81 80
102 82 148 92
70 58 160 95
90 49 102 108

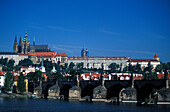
48 81 60 99
121 73 137 103
34 80 44 98
121 87 137 102
92 85 107 102
69 86 81 101
157 70 170 102
158 80 170 102
68 74 81 101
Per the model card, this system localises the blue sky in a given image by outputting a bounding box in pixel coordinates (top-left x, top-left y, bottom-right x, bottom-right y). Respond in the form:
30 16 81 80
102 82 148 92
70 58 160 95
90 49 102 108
0 0 170 62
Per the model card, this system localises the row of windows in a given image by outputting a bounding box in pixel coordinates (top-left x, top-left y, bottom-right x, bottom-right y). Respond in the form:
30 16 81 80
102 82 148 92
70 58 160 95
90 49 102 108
37 57 67 63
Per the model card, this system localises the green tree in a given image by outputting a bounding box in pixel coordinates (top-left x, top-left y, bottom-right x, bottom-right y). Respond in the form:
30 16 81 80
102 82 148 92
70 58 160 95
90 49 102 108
134 63 141 73
6 59 15 71
123 66 128 72
144 61 153 73
19 58 33 67
64 63 68 69
109 63 119 73
17 72 26 93
4 72 14 91
69 69 77 81
14 65 22 71
128 63 134 73
2 66 7 71
77 62 84 70
155 64 163 72
161 62 170 79
42 59 53 73
28 70 42 92
3 58 8 65
69 62 75 70
150 72 159 80
144 72 158 80
166 62 170 70
49 72 66 81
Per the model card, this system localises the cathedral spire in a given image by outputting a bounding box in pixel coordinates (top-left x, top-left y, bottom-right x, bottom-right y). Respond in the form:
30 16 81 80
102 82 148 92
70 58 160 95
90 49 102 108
23 31 29 42
25 31 27 38
19 36 22 44
18 36 22 53
15 35 17 42
13 35 18 53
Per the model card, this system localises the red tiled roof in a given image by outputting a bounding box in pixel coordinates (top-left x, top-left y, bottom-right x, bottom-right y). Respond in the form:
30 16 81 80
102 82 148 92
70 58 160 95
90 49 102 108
133 76 144 80
127 59 159 62
21 67 29 69
81 73 109 80
0 72 5 76
69 57 128 59
18 53 29 56
153 53 159 58
28 52 68 57
158 73 170 79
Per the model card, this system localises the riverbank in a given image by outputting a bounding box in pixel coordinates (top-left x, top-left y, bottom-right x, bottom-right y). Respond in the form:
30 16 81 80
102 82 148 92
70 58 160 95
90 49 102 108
0 93 33 99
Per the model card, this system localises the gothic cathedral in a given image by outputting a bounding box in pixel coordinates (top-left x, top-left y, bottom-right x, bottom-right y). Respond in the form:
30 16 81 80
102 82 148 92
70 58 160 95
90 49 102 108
13 32 50 54
13 32 30 54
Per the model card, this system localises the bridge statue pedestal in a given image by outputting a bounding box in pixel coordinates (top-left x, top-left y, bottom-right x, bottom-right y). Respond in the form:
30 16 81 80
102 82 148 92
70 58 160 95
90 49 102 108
34 86 43 98
48 85 60 99
69 86 81 101
122 87 137 102
92 85 107 102
158 80 170 102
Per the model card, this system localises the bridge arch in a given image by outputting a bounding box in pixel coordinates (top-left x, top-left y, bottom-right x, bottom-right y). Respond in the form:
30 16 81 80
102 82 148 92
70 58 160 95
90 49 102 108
60 84 72 100
44 84 53 99
137 84 157 102
106 84 124 100
81 84 96 100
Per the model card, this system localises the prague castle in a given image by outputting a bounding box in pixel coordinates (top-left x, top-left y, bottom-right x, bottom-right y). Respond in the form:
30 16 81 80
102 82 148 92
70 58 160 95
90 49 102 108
0 32 68 65
13 32 50 54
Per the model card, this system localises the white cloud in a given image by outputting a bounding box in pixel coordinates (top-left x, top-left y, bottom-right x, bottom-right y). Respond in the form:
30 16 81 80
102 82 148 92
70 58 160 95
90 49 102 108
140 32 169 39
99 29 123 35
48 26 81 32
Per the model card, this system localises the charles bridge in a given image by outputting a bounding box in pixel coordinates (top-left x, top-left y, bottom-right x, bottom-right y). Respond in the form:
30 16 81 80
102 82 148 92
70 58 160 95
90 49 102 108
33 77 170 104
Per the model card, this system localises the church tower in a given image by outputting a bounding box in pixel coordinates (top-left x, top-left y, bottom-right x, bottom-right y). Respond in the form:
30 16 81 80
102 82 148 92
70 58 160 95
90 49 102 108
21 32 30 54
85 48 89 57
13 35 18 53
153 53 159 61
81 48 85 57
18 36 22 53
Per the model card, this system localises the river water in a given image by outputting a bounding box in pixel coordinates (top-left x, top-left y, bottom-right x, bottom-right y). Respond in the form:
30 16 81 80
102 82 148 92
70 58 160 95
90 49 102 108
0 98 169 112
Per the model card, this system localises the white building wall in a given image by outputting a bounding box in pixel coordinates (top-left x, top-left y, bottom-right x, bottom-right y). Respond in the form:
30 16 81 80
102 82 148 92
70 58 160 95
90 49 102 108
127 61 160 69
0 54 28 65
67 58 128 70
21 67 35 74
0 75 5 87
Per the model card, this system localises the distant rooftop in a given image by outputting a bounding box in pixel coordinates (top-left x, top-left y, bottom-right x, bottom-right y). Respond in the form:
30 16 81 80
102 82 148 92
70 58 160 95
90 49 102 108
69 56 128 59
28 52 68 57
0 52 18 55
127 59 159 62
29 45 50 52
